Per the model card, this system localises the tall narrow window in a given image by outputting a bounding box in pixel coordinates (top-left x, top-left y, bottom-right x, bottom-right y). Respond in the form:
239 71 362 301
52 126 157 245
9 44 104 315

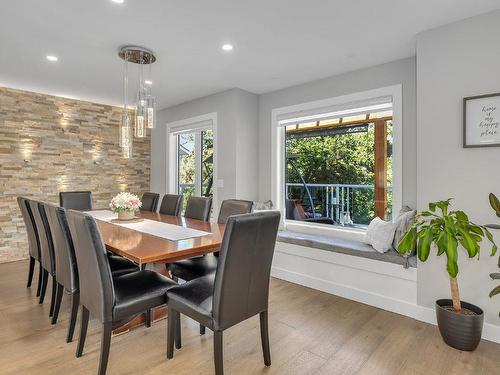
284 109 393 227
176 128 214 210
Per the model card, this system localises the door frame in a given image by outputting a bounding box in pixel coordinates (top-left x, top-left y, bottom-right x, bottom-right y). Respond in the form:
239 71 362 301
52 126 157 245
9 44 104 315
166 112 218 218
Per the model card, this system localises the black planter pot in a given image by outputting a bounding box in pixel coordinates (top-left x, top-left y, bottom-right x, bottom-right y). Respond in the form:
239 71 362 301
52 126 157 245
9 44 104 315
435 299 484 351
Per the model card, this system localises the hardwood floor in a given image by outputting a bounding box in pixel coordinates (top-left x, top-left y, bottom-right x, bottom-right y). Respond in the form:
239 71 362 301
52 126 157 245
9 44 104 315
0 260 498 374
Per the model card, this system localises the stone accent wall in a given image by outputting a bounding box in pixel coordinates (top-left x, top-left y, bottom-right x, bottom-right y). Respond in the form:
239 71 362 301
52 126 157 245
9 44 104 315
0 87 150 263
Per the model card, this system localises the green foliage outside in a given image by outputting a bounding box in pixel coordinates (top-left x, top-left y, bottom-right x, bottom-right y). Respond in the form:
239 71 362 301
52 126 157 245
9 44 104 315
285 122 393 225
178 130 213 211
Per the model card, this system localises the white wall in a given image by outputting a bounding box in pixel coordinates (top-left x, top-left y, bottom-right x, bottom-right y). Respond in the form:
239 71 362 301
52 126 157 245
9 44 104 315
417 10 500 325
150 88 259 204
258 57 417 208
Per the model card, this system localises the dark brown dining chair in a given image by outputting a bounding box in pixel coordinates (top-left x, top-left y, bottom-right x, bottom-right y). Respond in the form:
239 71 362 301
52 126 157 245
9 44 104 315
140 192 160 212
166 211 281 375
66 210 177 375
45 204 140 342
17 197 42 295
184 196 212 221
59 191 93 210
28 200 57 316
159 194 183 216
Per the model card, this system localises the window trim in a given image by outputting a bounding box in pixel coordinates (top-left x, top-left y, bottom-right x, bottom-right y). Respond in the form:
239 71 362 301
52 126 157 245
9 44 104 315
166 112 218 218
271 85 402 235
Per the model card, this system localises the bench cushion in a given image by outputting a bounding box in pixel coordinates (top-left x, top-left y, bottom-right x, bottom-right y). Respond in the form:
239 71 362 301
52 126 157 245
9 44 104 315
277 230 417 268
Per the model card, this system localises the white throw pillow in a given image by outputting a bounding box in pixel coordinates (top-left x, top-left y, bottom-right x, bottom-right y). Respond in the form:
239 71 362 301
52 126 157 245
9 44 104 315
365 217 398 253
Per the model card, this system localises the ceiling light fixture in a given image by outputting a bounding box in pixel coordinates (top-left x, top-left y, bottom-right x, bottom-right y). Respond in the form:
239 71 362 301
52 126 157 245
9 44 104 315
46 55 58 62
112 0 124 4
222 44 233 51
118 46 157 158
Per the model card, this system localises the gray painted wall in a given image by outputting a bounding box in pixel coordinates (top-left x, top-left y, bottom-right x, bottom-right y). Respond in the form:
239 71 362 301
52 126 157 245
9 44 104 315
416 10 500 324
150 88 259 206
257 57 417 209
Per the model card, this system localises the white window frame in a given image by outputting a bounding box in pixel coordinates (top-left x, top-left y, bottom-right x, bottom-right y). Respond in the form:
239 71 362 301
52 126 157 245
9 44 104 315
166 112 218 218
271 85 402 237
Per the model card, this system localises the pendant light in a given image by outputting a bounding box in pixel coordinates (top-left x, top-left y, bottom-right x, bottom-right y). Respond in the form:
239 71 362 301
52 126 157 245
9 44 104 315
118 46 157 158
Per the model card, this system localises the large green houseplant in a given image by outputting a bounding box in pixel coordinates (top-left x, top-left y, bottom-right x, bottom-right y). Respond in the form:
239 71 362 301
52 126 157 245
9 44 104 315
488 193 500 314
397 199 497 351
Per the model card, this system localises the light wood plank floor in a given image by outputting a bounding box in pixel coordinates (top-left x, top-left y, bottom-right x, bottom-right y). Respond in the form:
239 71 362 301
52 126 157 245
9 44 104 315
0 260 498 374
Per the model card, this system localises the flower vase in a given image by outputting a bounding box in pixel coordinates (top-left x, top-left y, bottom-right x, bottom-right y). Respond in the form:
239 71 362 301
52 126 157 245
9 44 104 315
117 210 135 221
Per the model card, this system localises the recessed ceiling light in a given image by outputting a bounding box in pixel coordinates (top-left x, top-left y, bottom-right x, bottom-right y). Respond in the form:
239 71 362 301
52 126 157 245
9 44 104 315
46 55 58 62
144 80 153 85
222 44 233 51
112 0 124 3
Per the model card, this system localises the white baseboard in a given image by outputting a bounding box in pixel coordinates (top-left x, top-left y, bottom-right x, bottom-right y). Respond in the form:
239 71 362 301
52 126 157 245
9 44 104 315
271 241 500 344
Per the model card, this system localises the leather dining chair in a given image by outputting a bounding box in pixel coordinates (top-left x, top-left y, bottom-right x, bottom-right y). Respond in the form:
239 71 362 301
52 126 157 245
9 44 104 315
169 199 253 334
170 199 253 281
184 196 212 221
45 204 140 342
158 194 183 216
66 210 178 375
141 192 160 212
59 191 93 210
17 197 42 295
166 211 281 375
28 200 57 316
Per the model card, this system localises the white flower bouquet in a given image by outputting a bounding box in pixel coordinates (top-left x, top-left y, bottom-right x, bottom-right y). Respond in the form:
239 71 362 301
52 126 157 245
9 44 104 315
109 192 142 220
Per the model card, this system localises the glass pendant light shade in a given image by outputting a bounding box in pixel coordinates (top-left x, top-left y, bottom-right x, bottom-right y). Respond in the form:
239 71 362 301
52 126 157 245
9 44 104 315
146 96 156 129
120 113 133 158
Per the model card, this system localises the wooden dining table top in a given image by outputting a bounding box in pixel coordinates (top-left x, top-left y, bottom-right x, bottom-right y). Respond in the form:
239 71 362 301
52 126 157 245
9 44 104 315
94 211 225 266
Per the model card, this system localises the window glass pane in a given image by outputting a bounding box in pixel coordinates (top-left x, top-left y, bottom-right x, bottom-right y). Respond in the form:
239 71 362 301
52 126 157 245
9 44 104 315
285 113 393 228
201 129 214 197
178 132 195 210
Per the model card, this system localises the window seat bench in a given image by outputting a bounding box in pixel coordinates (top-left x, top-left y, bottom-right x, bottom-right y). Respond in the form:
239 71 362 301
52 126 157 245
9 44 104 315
272 230 418 320
277 230 417 268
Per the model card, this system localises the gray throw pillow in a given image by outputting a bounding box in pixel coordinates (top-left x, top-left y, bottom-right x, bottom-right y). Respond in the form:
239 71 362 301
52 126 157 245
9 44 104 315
392 206 417 253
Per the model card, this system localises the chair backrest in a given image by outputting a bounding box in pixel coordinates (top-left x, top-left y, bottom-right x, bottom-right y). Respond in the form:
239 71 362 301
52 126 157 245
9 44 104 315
66 210 115 323
184 196 212 221
141 192 160 212
29 200 56 274
59 191 93 210
159 194 183 216
212 211 281 331
45 204 79 293
217 199 254 224
17 197 41 261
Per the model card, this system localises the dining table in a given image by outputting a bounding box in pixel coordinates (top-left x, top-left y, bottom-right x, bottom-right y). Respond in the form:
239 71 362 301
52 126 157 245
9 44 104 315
87 209 225 334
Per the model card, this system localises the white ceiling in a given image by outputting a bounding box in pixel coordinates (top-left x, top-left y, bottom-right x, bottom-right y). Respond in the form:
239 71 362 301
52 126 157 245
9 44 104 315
0 1 498 109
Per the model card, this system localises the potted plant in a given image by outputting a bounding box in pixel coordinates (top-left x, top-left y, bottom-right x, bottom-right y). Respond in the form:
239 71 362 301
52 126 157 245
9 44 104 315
487 193 500 314
397 199 497 351
109 192 142 220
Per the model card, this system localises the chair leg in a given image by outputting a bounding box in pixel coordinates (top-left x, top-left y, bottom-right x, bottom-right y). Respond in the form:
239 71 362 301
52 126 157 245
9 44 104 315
145 309 152 328
51 283 64 325
260 311 271 366
67 292 80 343
98 322 113 375
166 307 176 359
27 256 35 287
49 275 57 317
76 306 90 358
175 310 181 349
36 262 43 297
200 324 206 335
39 269 49 304
214 331 224 375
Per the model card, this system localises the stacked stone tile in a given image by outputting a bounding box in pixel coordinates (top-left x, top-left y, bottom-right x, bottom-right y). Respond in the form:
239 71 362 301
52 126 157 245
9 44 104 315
0 87 150 262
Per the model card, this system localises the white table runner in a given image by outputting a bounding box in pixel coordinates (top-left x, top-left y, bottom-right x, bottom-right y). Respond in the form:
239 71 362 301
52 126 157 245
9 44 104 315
85 210 211 241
